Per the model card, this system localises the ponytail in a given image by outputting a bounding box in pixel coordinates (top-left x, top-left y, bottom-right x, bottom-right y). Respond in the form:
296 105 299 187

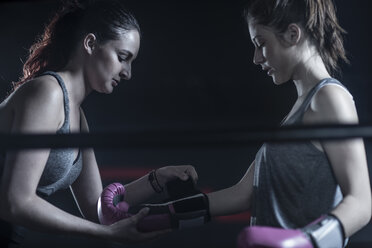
305 0 348 75
15 2 84 89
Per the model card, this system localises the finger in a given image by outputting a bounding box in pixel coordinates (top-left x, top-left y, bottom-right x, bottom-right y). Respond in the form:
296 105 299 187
188 166 198 182
131 207 150 223
180 171 189 181
182 166 198 183
173 166 189 181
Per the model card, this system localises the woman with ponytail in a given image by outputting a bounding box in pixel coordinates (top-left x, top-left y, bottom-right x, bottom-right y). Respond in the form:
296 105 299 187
204 0 371 247
0 0 198 246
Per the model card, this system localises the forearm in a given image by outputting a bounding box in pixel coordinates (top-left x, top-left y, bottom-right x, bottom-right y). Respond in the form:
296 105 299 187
119 165 199 207
5 195 109 240
123 172 158 207
69 185 100 223
331 194 372 238
208 184 251 217
323 139 372 238
209 163 254 217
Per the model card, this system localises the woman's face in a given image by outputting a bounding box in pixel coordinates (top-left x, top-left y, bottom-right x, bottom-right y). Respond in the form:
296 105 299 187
248 22 296 85
86 29 140 94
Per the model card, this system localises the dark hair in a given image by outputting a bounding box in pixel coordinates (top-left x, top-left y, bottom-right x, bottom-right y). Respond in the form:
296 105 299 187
14 0 140 89
244 0 348 76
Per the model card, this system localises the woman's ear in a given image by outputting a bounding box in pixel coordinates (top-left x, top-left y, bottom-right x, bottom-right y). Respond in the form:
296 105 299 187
83 33 97 54
283 23 302 46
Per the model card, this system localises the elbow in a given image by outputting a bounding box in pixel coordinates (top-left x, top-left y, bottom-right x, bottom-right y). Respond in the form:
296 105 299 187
0 199 7 221
0 190 14 220
360 208 371 229
364 200 372 227
1 192 32 222
4 199 22 221
358 195 372 228
366 211 372 227
365 194 372 225
0 197 17 222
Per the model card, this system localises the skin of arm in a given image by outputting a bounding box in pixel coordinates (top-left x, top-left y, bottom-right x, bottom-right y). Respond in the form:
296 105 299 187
305 84 372 237
123 165 198 207
0 78 107 237
207 162 255 217
71 108 199 219
206 84 372 238
70 108 165 221
0 78 166 243
70 108 168 221
70 108 103 222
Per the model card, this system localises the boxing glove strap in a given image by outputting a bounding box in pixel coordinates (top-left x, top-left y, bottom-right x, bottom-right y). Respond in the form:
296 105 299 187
149 170 163 193
302 214 345 248
176 214 208 229
132 193 211 230
171 193 210 229
165 178 200 201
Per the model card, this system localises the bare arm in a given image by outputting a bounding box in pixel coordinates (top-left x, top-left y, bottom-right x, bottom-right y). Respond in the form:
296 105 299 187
308 84 372 237
207 162 255 217
124 165 199 206
0 79 164 244
0 79 105 237
70 108 103 222
71 110 199 213
70 108 155 217
326 138 371 237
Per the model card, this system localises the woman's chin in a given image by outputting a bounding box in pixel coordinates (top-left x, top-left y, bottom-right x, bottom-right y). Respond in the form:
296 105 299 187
96 86 113 94
272 75 289 85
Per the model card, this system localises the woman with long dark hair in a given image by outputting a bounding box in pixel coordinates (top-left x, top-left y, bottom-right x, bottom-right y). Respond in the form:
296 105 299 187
203 0 371 247
97 1 371 246
0 0 197 246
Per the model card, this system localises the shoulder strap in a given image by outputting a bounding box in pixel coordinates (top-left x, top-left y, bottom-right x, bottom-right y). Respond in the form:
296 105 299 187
285 78 346 125
41 71 70 130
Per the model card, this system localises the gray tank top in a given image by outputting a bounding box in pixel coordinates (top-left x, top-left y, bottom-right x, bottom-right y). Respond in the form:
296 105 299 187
0 71 83 245
36 71 83 197
251 78 344 228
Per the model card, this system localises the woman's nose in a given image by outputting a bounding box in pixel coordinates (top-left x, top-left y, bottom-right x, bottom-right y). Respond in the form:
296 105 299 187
253 48 265 65
120 66 131 80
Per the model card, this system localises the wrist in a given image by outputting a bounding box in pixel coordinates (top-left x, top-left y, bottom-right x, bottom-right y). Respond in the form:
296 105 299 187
302 214 345 248
71 217 111 241
148 169 164 193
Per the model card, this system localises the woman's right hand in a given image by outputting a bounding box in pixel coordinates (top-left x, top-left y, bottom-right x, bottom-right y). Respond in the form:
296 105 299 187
107 208 171 244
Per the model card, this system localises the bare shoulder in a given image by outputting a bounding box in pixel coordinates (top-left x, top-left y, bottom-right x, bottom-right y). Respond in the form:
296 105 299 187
307 83 358 124
10 75 65 132
13 75 63 103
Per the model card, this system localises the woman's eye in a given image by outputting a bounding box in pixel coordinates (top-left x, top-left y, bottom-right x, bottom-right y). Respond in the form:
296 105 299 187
118 53 130 62
257 43 265 49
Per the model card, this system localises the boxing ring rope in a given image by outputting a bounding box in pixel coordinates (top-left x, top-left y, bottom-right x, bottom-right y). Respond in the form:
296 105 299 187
1 123 372 150
1 124 372 232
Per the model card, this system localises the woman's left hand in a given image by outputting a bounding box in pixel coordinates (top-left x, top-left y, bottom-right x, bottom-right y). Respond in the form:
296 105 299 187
155 165 198 189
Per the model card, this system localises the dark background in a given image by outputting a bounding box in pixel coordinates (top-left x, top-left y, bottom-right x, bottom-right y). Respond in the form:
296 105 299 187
1 0 371 247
